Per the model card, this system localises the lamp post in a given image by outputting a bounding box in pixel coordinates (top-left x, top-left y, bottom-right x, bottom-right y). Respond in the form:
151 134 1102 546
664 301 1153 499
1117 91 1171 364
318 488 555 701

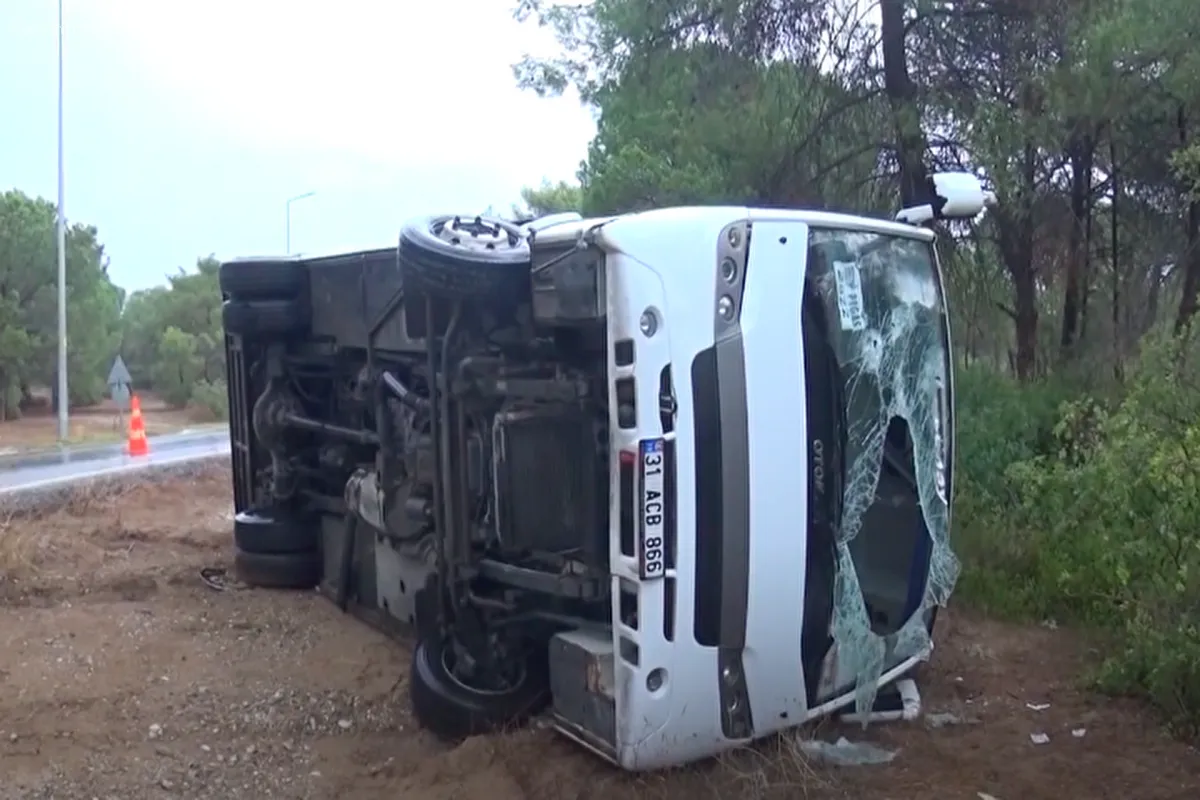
56 0 68 441
286 191 315 254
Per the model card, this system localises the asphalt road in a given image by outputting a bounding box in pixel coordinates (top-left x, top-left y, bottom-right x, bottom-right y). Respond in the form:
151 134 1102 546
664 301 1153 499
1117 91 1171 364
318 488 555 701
0 429 231 495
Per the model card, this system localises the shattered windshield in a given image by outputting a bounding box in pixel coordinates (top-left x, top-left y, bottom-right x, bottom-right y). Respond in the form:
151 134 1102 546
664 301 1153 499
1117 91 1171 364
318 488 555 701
807 227 960 718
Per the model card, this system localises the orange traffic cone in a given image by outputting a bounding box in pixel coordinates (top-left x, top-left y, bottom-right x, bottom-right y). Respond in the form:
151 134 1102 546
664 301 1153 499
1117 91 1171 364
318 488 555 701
126 394 149 456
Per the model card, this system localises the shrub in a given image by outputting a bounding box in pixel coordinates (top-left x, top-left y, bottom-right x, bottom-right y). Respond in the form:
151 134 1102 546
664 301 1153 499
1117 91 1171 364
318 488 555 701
152 327 203 408
951 364 1074 616
953 330 1200 735
189 379 229 421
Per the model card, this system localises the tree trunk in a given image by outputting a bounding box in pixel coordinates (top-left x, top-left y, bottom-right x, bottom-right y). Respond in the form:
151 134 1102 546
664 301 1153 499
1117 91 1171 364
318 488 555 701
1172 106 1200 334
996 138 1040 381
1146 263 1164 334
1015 282 1039 379
880 0 929 207
997 205 1039 380
1110 137 1123 381
1060 130 1093 356
1178 198 1200 335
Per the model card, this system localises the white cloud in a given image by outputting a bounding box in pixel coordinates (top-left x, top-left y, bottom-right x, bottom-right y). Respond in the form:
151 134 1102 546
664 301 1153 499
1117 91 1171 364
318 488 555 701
0 2 595 290
71 0 595 185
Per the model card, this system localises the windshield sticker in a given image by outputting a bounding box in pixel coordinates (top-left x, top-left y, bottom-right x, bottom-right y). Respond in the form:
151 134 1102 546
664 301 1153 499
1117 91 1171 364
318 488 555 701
811 230 961 722
832 260 868 331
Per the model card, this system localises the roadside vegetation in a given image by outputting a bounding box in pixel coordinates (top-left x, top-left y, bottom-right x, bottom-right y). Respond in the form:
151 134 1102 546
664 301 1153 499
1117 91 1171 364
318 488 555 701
0 190 227 422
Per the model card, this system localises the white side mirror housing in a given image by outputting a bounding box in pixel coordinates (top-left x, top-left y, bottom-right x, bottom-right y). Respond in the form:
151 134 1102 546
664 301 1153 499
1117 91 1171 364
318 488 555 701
896 172 995 225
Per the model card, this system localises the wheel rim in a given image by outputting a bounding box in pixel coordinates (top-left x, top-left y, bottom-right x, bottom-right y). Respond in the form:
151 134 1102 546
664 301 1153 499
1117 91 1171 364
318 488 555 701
441 644 527 696
431 215 525 256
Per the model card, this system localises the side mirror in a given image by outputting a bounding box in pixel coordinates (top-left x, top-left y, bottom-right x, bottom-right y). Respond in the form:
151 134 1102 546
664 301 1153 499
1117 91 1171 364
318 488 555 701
896 173 995 225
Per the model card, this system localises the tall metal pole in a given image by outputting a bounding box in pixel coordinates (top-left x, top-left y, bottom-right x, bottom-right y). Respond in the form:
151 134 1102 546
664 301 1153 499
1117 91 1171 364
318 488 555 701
285 191 315 254
56 0 69 441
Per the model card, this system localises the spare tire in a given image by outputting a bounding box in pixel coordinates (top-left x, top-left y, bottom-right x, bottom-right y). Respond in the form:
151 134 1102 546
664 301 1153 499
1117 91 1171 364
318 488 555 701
398 214 531 303
219 256 308 299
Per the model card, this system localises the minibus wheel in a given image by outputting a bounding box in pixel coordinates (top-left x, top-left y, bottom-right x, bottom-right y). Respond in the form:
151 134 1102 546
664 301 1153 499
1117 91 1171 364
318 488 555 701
409 635 548 740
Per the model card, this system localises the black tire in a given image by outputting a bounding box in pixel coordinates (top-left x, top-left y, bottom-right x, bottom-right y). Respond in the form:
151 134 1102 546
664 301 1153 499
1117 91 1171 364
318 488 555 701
234 509 319 555
234 549 322 590
222 298 309 337
398 214 531 303
409 636 549 740
219 257 307 299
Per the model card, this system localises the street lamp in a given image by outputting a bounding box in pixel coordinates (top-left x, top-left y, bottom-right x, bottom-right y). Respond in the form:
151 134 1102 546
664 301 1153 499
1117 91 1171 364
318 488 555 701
56 0 68 441
286 191 316 254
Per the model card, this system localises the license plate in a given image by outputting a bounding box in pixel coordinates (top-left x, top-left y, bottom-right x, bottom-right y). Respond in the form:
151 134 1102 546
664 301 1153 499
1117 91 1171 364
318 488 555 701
639 438 667 579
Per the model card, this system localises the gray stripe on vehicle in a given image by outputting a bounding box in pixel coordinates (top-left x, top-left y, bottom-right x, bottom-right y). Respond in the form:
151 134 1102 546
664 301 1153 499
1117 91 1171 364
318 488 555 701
711 220 753 651
710 220 755 739
713 332 751 648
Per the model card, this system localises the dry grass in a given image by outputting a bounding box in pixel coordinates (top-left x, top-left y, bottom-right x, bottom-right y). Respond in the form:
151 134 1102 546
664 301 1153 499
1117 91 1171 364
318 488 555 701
378 719 840 800
617 735 833 800
0 462 231 585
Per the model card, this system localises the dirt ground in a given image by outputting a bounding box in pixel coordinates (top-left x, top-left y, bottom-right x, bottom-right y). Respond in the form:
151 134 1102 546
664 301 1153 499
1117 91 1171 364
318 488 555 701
0 468 1196 800
0 392 215 454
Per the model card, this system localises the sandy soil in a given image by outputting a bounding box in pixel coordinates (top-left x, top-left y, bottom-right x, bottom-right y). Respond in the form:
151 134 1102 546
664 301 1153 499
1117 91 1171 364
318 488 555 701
0 392 214 454
0 468 1196 799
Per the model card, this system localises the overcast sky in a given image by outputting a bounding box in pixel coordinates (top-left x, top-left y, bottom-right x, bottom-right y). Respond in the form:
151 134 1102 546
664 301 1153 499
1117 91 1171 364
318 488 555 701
0 1 595 292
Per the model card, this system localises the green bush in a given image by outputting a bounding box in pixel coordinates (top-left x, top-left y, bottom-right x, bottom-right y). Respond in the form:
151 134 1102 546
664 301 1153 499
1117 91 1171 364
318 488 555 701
189 379 229 421
955 363 1073 496
953 330 1200 735
951 364 1075 616
151 326 203 408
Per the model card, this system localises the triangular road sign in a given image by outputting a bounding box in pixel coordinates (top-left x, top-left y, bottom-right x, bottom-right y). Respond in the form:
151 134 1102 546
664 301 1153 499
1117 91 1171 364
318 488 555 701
107 354 132 387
